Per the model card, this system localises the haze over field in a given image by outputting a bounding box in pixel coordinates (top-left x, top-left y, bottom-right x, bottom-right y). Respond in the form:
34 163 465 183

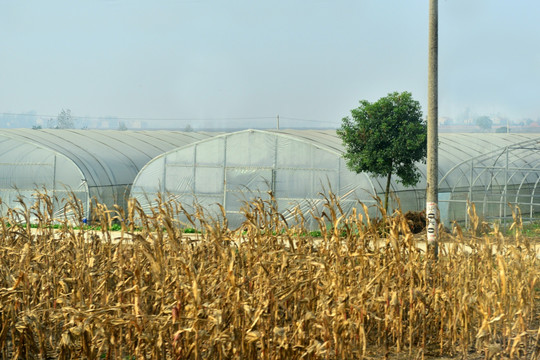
1 0 539 130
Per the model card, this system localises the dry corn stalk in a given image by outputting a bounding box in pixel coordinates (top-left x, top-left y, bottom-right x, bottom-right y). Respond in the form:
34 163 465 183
0 192 538 359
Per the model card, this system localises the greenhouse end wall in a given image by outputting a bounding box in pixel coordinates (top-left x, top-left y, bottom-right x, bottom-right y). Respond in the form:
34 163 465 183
0 138 88 221
131 130 540 230
131 130 404 230
0 129 221 223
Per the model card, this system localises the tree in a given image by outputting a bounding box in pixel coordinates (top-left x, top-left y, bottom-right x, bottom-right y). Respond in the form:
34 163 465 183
47 118 56 129
57 109 74 129
337 91 427 213
49 109 75 129
475 116 492 131
118 121 128 131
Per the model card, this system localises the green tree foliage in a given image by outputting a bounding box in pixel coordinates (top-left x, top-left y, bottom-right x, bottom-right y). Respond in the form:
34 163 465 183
475 116 493 131
337 91 427 212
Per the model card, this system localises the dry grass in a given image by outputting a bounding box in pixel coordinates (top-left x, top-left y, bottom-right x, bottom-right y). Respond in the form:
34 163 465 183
0 191 540 359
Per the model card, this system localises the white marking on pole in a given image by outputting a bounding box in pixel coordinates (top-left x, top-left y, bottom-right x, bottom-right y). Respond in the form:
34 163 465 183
426 201 438 245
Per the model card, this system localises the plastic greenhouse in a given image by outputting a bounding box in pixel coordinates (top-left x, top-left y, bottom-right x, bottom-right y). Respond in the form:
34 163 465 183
0 129 218 221
131 129 540 229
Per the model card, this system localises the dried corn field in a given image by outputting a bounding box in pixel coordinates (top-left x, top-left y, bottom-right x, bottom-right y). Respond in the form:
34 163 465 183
1 192 540 359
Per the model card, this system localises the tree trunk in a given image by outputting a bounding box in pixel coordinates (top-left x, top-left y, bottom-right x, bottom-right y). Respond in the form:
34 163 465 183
384 171 392 214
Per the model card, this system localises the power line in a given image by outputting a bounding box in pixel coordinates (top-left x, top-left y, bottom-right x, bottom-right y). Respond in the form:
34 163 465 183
272 116 332 124
0 112 336 124
0 112 277 122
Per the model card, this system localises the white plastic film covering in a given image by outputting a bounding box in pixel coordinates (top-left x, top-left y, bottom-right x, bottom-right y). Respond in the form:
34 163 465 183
132 130 540 229
132 130 385 229
0 137 86 221
0 129 220 221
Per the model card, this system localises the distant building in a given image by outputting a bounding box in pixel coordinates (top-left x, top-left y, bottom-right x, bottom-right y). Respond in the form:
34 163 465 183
439 116 453 126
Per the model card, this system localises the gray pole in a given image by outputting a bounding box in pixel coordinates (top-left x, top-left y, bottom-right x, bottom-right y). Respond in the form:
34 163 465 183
427 0 439 258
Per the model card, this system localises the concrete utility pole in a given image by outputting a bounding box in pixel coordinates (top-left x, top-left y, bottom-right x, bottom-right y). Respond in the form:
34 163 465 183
427 0 439 259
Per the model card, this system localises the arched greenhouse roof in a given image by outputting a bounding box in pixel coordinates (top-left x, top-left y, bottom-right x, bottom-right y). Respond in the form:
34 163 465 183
130 129 540 228
0 129 220 220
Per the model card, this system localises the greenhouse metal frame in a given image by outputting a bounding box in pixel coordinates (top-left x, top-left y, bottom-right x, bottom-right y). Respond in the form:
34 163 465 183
439 138 540 227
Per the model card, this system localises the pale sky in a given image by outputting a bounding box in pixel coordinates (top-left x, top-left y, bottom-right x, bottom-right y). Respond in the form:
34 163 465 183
1 0 539 129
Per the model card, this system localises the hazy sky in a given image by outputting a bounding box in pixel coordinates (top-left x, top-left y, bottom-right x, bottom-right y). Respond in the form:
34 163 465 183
1 0 539 129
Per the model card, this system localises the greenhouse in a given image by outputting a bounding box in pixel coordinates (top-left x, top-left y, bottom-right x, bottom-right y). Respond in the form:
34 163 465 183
0 129 218 220
131 129 540 229
440 136 540 226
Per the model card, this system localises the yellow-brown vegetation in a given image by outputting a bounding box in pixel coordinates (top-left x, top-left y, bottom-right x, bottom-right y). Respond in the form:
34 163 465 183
0 192 539 359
